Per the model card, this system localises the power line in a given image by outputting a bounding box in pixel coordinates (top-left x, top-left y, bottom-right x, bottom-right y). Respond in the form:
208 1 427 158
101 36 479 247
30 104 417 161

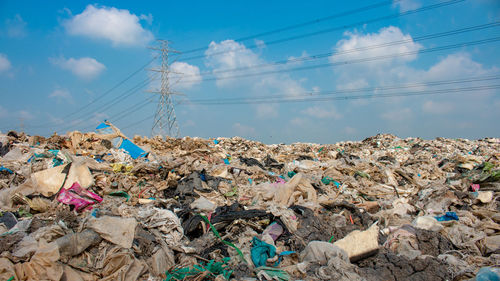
179 84 500 105
26 56 158 132
119 76 500 130
180 0 400 54
179 75 500 104
176 22 499 78
177 36 500 84
28 56 158 129
121 113 156 131
78 97 155 132
107 97 155 124
45 75 156 132
179 0 465 61
64 77 155 128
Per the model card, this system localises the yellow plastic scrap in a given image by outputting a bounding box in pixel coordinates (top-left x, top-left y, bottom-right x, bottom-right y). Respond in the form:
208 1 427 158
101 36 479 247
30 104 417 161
111 163 133 173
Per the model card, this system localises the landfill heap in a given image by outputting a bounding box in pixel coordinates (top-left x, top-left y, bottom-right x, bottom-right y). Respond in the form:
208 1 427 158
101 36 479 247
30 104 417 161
0 125 499 281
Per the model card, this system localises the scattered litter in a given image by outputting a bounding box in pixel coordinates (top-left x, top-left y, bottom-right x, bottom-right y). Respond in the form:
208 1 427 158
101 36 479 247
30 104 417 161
0 129 498 280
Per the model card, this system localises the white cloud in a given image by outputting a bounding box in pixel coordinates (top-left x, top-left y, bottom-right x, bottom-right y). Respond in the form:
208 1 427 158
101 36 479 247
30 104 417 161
0 53 12 73
422 100 454 114
381 107 412 120
5 14 27 38
139 13 153 25
392 0 421 13
64 5 154 46
254 39 266 49
301 105 342 119
18 110 34 120
170 62 201 89
49 88 73 104
90 112 109 124
51 57 106 80
290 117 306 126
204 40 307 118
330 26 424 100
205 40 262 87
232 123 256 137
331 26 422 66
344 126 357 135
256 104 278 118
287 51 310 66
48 115 64 125
424 52 493 80
329 26 499 123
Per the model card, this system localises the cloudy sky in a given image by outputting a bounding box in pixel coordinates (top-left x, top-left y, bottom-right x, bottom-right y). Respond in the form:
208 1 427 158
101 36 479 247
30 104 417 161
0 0 499 143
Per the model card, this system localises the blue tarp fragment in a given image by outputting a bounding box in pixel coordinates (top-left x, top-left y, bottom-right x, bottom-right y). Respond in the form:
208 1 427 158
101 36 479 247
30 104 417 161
118 138 148 159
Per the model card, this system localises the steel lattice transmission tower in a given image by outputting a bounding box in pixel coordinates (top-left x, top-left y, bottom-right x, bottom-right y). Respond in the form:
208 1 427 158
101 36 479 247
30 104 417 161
148 40 181 138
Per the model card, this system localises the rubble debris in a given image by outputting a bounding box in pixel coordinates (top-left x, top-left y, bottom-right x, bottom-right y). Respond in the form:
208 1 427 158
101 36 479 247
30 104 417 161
0 127 499 280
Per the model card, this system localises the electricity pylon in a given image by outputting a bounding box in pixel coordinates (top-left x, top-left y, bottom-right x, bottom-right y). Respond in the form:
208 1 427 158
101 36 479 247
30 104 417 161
148 40 181 138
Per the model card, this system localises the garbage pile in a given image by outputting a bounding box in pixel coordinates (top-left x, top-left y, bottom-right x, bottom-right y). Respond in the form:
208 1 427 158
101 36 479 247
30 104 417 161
0 124 499 281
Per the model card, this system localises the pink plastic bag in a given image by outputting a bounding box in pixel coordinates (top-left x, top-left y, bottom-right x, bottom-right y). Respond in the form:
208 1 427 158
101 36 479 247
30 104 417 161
57 182 102 212
263 222 284 241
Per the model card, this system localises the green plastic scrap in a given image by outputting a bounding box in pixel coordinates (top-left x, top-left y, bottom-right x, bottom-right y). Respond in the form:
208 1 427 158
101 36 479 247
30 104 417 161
287 171 296 178
200 215 248 263
483 162 494 172
483 169 500 182
478 162 500 182
108 191 131 202
165 257 233 281
328 235 335 243
321 176 334 185
354 171 370 179
224 186 238 197
255 266 290 281
18 207 32 218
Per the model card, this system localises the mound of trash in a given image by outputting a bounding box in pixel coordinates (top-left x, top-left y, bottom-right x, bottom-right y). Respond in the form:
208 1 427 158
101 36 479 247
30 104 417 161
0 123 498 280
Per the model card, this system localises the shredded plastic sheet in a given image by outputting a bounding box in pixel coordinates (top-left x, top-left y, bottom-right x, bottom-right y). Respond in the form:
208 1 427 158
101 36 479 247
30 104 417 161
200 215 247 263
165 257 233 281
255 266 290 281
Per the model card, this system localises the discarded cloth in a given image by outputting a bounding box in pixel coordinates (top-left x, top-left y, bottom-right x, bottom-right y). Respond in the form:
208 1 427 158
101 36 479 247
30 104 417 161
251 237 277 267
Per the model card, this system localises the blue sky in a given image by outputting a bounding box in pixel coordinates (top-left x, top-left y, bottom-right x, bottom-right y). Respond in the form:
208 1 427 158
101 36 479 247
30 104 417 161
0 0 499 144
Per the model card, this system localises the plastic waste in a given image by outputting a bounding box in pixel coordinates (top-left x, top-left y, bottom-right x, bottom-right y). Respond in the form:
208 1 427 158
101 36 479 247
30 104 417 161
190 196 216 212
255 266 290 281
474 191 494 203
55 229 102 257
0 212 17 229
57 182 102 212
0 166 13 174
413 216 444 231
88 215 137 248
262 222 284 241
118 138 147 159
251 237 277 267
108 191 131 201
435 212 459 222
476 267 500 281
165 257 233 281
